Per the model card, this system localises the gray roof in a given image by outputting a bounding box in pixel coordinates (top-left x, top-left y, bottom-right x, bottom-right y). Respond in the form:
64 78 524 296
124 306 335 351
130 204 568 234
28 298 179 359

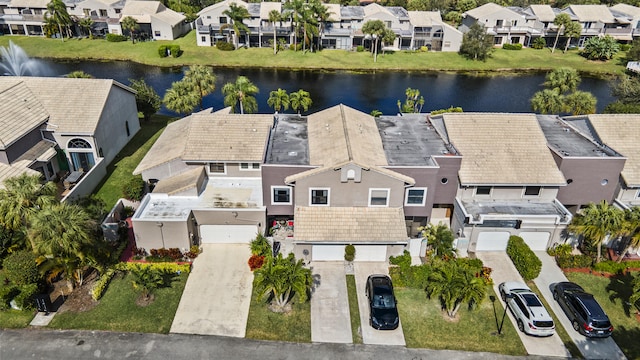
264 115 309 165
0 80 48 150
461 199 571 221
375 114 454 166
564 5 614 22
341 6 364 19
536 115 621 158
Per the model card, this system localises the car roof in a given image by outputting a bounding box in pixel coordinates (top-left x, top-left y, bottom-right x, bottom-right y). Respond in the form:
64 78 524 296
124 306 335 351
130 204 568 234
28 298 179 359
502 281 531 292
575 293 608 318
558 281 584 292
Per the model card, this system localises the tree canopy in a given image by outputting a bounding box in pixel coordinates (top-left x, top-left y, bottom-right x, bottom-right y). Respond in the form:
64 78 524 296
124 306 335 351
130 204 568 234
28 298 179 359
459 23 493 61
222 76 259 114
582 35 620 61
129 78 162 121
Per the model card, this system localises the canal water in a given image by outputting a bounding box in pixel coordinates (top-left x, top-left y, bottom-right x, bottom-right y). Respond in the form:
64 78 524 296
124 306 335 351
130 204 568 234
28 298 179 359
34 59 615 115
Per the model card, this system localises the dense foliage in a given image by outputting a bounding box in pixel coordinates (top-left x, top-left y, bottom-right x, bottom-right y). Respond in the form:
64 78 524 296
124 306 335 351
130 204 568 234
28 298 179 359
459 23 493 61
3 250 40 286
506 235 541 281
122 175 145 201
581 35 619 61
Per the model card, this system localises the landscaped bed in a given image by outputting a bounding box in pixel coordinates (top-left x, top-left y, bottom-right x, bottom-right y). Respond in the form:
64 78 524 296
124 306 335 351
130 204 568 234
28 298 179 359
566 271 640 360
245 279 311 343
396 287 526 356
47 271 188 333
346 274 362 344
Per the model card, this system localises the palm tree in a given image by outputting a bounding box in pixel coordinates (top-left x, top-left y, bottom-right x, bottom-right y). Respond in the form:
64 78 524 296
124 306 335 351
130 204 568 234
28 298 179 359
222 76 259 114
130 264 166 302
284 0 305 51
129 78 161 121
289 89 312 114
183 65 217 111
544 67 580 94
163 80 199 115
253 253 312 313
563 21 582 53
66 70 93 78
551 13 571 54
46 0 71 42
530 89 563 114
421 223 456 259
311 0 331 51
617 207 640 263
568 200 625 263
268 10 281 55
222 3 250 49
629 272 640 307
120 16 139 44
79 17 94 38
267 88 290 113
29 202 93 258
362 20 387 63
425 260 486 318
563 91 597 115
0 174 56 250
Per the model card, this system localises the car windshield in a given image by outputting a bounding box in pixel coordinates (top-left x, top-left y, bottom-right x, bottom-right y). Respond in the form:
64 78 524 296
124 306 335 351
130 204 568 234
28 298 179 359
592 320 612 328
372 293 396 309
522 293 542 307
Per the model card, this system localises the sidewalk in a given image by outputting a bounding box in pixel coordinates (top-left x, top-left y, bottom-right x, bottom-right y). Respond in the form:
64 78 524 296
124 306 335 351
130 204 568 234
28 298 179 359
534 251 626 360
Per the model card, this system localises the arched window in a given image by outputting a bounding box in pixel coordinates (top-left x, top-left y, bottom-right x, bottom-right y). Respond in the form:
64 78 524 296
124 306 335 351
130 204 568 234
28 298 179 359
67 138 95 171
68 138 92 149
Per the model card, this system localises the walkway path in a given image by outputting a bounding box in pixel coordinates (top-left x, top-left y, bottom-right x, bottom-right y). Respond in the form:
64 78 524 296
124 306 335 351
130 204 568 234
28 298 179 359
533 251 626 360
476 252 570 358
310 262 352 343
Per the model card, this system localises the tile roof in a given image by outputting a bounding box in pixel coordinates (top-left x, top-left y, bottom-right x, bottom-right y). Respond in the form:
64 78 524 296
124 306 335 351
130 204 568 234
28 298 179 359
307 104 387 167
0 162 40 189
259 1 281 18
293 206 407 242
565 5 614 22
408 11 442 26
441 113 566 186
528 4 556 22
183 113 273 162
610 3 640 17
586 114 640 187
152 9 186 26
0 80 48 150
324 3 341 21
153 166 205 195
15 140 57 164
284 160 415 185
133 115 191 175
0 77 133 135
9 0 47 8
464 2 508 19
122 0 162 15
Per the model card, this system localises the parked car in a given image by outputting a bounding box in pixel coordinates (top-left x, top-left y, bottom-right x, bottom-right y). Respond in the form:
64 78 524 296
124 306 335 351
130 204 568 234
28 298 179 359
365 274 399 330
498 282 555 337
552 282 613 338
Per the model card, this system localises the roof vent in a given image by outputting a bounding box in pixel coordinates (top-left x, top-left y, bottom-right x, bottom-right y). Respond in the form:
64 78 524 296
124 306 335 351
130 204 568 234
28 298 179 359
288 151 298 157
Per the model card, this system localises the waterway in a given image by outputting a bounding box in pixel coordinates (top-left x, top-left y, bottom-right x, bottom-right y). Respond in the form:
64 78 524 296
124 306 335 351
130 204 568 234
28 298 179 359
34 59 616 115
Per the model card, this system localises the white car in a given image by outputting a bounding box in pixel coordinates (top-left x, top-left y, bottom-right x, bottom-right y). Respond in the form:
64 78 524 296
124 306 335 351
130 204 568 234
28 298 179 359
498 281 555 337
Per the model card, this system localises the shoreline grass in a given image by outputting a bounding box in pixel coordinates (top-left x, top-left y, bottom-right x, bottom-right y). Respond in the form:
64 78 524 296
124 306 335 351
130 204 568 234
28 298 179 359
0 31 628 76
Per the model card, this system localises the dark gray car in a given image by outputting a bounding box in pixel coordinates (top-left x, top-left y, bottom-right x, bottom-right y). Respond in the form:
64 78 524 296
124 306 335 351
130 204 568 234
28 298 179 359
365 274 399 330
552 282 613 338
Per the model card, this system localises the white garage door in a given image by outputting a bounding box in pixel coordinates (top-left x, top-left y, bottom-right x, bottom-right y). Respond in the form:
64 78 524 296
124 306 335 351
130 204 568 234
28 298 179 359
475 232 510 251
200 225 257 244
519 232 550 251
312 245 388 261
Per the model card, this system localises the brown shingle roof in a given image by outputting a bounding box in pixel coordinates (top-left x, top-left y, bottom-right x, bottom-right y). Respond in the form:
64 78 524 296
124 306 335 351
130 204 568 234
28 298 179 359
0 80 48 149
442 113 566 185
587 114 640 187
308 104 387 167
293 206 407 242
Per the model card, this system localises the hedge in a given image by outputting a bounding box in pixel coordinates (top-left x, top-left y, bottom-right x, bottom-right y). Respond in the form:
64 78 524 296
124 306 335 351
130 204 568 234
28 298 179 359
170 45 181 58
502 43 523 50
106 33 127 42
3 250 40 286
216 41 235 51
555 254 593 269
593 260 640 274
389 264 432 289
115 262 191 274
344 244 355 261
0 285 20 310
91 269 117 301
158 45 168 57
506 235 541 281
13 284 38 310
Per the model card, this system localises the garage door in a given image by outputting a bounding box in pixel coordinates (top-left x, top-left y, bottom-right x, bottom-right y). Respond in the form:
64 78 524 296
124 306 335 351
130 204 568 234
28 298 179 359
519 232 550 251
200 225 257 244
312 245 388 261
475 232 510 251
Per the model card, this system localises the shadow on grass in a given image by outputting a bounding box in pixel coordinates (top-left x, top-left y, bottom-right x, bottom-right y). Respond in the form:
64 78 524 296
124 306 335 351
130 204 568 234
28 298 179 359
605 273 635 317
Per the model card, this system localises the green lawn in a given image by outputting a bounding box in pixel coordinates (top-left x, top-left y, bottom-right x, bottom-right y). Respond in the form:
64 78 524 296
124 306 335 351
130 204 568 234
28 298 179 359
566 271 640 360
346 274 362 344
47 271 187 333
245 280 311 342
0 309 36 328
0 31 628 75
93 115 172 209
397 287 527 355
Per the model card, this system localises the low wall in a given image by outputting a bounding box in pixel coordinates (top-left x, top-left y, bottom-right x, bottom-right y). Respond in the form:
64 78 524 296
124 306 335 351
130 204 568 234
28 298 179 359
61 158 106 202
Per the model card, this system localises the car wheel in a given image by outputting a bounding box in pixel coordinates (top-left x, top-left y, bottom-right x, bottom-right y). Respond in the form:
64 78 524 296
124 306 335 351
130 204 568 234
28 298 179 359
517 319 525 333
572 320 580 332
553 290 559 301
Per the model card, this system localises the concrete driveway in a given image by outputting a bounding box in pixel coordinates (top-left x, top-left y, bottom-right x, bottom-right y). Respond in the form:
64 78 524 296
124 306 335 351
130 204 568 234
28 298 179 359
310 262 352 343
476 252 570 358
534 251 627 360
353 262 405 346
170 244 253 337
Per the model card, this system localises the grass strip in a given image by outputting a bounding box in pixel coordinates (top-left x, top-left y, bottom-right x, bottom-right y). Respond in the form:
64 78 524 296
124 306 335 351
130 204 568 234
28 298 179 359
346 274 362 344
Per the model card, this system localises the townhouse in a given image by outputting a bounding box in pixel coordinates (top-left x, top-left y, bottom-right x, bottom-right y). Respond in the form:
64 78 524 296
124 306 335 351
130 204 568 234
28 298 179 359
132 105 640 259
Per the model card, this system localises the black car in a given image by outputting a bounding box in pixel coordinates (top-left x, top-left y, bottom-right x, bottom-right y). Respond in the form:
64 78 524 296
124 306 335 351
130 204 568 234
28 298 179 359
552 282 613 338
365 274 399 330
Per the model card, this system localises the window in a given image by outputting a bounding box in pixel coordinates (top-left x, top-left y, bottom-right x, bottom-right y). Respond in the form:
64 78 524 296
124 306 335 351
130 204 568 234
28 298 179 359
68 138 91 149
99 9 107 17
636 189 640 199
476 186 492 196
201 36 206 42
384 21 391 28
209 162 225 174
524 186 541 196
125 121 130 136
369 188 390 207
444 41 450 47
405 188 427 206
220 17 227 24
154 31 161 37
310 188 329 206
115 9 121 14
494 37 501 45
272 187 291 205
496 19 503 27
83 8 90 16
240 162 260 170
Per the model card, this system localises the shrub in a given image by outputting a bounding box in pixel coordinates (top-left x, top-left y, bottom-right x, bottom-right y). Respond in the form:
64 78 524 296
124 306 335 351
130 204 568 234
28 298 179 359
593 260 640 274
620 44 631 52
420 46 428 52
356 45 365 52
248 254 265 271
122 206 135 218
158 45 168 57
506 235 542 281
3 250 40 286
502 43 523 50
344 244 355 261
91 269 117 301
13 283 38 310
0 285 20 310
216 41 235 51
532 37 546 50
106 33 127 42
431 106 463 115
250 233 272 257
289 43 302 51
389 250 411 269
122 175 145 201
555 254 593 269
148 248 183 262
115 261 191 274
547 243 572 257
170 45 181 58
389 263 432 289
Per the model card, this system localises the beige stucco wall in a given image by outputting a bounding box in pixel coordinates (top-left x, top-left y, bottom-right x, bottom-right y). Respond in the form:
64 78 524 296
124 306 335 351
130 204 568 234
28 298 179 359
94 86 140 166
